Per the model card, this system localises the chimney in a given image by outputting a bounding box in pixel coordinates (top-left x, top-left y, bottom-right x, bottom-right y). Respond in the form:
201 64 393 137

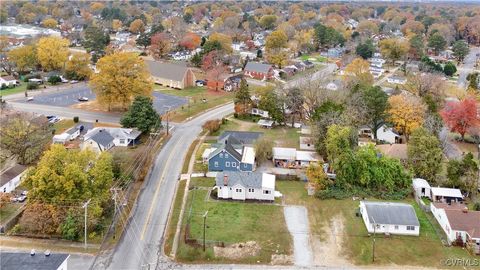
30 249 35 256
223 174 228 186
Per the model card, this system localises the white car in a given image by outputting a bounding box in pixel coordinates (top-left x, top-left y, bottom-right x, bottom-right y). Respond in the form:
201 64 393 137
78 97 89 102
27 97 34 101
70 80 79 84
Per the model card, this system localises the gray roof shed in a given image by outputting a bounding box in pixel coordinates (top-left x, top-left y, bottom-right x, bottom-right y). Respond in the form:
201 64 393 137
362 201 420 226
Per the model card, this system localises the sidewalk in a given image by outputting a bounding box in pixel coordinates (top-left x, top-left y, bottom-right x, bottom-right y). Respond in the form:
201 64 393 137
0 235 100 254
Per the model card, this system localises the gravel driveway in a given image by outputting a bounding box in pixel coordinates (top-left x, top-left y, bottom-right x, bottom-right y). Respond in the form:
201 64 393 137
283 206 313 267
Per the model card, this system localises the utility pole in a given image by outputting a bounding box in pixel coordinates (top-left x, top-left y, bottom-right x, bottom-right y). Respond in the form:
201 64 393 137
163 105 171 136
372 217 376 263
82 199 91 250
110 188 121 239
203 211 208 252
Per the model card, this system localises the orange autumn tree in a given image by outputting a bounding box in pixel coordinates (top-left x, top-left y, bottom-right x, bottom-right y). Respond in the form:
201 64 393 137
440 97 479 141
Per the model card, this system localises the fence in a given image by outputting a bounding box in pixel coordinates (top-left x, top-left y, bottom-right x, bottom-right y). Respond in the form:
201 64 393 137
414 193 431 213
0 204 25 234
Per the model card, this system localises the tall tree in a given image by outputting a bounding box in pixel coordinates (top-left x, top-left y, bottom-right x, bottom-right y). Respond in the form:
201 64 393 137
129 18 145 34
136 24 164 49
379 38 409 64
149 32 171 60
362 86 389 140
428 33 446 55
65 52 91 80
235 79 251 114
258 90 284 124
83 25 110 62
259 15 277 30
325 125 356 168
409 34 424 59
286 87 305 126
343 58 374 89
314 23 345 49
0 113 52 165
407 128 443 182
37 36 69 71
120 96 160 133
388 94 426 141
440 97 478 140
452 40 469 63
7 44 37 73
265 30 289 68
355 39 375 59
90 52 152 111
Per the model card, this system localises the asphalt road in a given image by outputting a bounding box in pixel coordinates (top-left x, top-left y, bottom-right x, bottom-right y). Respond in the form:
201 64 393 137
457 47 480 89
92 103 234 270
10 85 187 115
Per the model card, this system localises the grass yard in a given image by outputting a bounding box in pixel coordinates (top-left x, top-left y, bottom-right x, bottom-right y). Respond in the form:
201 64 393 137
277 180 478 268
0 203 22 223
164 179 187 255
176 189 291 264
193 143 209 172
53 119 75 134
299 54 327 62
155 86 234 122
285 64 326 82
182 139 199 174
0 83 27 96
189 177 215 188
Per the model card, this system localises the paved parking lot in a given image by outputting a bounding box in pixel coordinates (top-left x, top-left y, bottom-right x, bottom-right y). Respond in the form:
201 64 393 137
14 85 187 115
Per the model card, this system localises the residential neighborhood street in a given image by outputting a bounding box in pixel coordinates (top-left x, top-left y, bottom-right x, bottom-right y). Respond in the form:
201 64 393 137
91 103 234 270
457 46 480 89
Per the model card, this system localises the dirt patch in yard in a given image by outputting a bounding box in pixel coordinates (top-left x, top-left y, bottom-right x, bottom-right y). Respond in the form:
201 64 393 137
213 241 261 260
271 254 293 265
312 215 352 267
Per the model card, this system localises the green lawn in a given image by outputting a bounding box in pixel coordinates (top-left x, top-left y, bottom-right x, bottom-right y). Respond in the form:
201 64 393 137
176 189 291 264
164 179 187 256
53 119 75 134
277 181 478 268
155 86 234 122
193 143 209 172
0 203 21 223
189 177 215 188
299 54 327 62
0 83 27 97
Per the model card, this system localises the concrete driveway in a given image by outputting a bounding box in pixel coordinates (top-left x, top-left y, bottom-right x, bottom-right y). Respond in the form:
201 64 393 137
283 206 313 267
11 85 187 115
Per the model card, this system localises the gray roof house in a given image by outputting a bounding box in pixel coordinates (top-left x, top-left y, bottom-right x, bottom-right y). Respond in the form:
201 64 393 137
0 164 27 193
244 62 273 80
0 252 69 270
218 131 263 145
359 201 420 236
144 59 196 89
82 128 141 152
215 171 278 201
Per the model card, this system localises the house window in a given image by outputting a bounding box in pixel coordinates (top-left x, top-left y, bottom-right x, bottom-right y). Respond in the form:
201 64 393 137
244 163 247 168
394 225 399 230
119 139 125 144
406 226 415 231
232 162 236 167
248 188 254 192
225 153 229 158
263 190 271 194
220 153 223 158
219 187 222 190
226 162 230 167
214 162 219 167
236 188 242 192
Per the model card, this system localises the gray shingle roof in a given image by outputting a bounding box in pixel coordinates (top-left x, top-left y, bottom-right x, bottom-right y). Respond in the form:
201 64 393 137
215 171 262 188
363 201 420 226
145 60 189 82
218 131 263 145
90 131 114 147
0 164 27 186
244 62 272 74
0 252 69 270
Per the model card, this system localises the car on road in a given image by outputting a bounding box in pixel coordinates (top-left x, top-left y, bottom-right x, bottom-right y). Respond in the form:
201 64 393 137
47 116 60 123
27 97 34 101
70 80 79 84
78 97 89 102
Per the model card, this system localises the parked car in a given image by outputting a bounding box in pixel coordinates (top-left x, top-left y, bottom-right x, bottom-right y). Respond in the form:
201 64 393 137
70 80 79 84
17 195 27 202
48 116 60 123
78 97 89 102
27 97 34 101
195 80 206 87
60 76 69 83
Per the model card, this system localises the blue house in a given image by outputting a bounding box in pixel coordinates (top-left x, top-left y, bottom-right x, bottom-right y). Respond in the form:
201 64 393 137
208 135 256 172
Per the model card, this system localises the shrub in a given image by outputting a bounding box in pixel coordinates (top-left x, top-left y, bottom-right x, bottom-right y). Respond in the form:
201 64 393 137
473 202 480 211
26 82 39 90
73 116 79 123
48 75 62 85
233 113 238 118
202 119 221 134
0 83 6 90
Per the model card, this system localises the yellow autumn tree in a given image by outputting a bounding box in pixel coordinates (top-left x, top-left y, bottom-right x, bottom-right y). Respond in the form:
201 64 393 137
41 18 58 29
90 52 152 111
8 44 37 73
36 37 69 71
379 38 410 65
129 19 145 34
65 52 92 81
209 32 233 53
266 30 289 68
111 19 123 32
343 58 373 88
388 94 426 141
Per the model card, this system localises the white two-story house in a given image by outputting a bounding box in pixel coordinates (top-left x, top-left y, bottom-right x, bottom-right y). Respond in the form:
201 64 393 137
215 171 280 201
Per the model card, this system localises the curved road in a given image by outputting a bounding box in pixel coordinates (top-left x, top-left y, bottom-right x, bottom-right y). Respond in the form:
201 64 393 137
94 103 234 270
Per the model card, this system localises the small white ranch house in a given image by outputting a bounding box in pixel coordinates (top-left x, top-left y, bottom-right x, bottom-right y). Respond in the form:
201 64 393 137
0 164 27 193
359 201 420 236
214 171 281 201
